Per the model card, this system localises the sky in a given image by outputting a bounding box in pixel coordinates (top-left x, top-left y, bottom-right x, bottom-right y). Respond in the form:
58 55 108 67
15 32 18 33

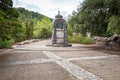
13 0 84 18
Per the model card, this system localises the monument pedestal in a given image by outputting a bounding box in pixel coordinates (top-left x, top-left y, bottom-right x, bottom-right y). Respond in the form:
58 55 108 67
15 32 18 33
46 43 72 47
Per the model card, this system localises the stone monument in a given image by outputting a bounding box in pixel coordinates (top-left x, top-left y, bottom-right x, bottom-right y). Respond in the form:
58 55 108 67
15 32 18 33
51 11 71 47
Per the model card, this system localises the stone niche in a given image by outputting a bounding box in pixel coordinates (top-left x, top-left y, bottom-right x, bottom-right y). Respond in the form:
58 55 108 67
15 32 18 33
51 11 71 47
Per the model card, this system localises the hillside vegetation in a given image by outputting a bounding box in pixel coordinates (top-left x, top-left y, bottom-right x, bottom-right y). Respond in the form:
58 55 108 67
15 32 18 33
0 0 52 48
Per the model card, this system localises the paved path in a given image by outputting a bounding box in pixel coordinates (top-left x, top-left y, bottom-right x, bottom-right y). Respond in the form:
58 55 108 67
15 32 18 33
0 40 120 80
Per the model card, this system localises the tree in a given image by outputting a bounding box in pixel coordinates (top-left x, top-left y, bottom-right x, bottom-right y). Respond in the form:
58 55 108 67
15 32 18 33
107 16 120 35
17 7 52 39
0 0 13 10
29 20 34 38
68 0 120 37
25 20 34 39
0 0 25 48
34 17 52 39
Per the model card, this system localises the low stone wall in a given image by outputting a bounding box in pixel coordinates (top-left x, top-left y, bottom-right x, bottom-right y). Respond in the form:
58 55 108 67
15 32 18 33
94 36 120 50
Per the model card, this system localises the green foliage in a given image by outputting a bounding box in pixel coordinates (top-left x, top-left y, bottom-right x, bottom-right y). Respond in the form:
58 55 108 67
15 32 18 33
67 25 73 36
0 10 4 21
0 0 13 10
24 20 34 39
107 16 120 35
0 38 14 48
33 17 52 39
0 0 52 48
68 0 120 37
68 34 94 44
80 37 94 44
17 7 52 39
17 7 48 21
0 19 25 41
12 21 25 42
0 0 25 48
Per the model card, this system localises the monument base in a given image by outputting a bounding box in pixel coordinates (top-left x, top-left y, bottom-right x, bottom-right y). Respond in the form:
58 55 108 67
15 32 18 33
46 43 72 47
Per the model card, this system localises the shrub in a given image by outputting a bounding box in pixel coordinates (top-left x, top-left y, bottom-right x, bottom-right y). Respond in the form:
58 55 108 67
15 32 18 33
0 38 14 48
68 36 72 43
68 34 94 44
80 37 94 44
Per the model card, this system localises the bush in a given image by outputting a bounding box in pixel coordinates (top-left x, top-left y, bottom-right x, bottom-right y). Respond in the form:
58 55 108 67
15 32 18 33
68 36 73 43
0 38 14 48
80 37 94 44
68 34 94 44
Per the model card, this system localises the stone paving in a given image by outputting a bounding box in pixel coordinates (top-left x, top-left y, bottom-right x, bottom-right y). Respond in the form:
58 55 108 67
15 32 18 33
0 40 120 80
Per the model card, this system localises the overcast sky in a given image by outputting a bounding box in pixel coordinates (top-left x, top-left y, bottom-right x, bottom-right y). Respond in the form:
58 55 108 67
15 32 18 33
13 0 84 18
